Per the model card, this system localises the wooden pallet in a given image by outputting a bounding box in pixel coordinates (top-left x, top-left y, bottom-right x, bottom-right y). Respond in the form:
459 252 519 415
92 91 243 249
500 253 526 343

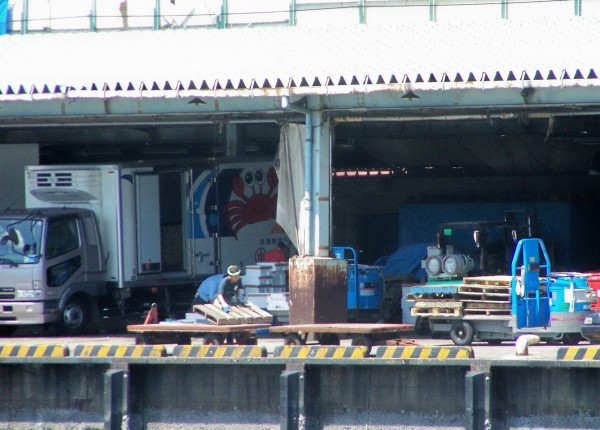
462 276 512 287
457 286 511 302
193 302 273 325
405 292 456 301
463 300 510 310
410 301 464 317
463 308 512 316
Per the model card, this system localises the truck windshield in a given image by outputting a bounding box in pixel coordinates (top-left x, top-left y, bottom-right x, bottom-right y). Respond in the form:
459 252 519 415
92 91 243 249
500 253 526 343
0 219 43 265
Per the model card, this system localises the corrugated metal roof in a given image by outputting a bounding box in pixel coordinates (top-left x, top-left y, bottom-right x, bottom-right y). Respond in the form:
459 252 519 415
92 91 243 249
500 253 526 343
0 17 599 100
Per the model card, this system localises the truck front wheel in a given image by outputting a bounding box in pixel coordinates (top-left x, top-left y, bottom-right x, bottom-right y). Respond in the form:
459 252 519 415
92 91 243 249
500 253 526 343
450 321 475 346
59 297 89 335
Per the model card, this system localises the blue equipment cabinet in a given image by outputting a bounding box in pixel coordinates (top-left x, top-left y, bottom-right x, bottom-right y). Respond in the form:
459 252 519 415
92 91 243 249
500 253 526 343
332 247 384 313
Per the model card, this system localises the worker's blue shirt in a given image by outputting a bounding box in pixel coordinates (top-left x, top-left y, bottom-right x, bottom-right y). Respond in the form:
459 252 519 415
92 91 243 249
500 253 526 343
196 274 225 302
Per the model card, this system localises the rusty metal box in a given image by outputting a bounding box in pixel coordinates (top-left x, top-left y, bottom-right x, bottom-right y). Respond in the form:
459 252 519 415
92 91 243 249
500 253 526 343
288 256 347 324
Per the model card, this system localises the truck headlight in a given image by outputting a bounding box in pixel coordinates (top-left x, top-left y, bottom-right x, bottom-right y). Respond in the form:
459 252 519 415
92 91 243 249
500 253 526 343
16 290 42 299
584 316 593 325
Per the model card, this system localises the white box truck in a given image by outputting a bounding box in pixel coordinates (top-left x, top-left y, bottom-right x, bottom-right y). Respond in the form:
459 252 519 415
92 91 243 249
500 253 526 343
0 160 286 335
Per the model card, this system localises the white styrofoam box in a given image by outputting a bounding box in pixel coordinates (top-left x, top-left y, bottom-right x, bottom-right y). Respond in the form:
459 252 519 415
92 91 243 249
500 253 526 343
242 275 273 286
272 262 289 271
246 293 270 309
267 293 289 311
245 286 287 295
257 262 275 270
246 264 273 275
272 271 287 286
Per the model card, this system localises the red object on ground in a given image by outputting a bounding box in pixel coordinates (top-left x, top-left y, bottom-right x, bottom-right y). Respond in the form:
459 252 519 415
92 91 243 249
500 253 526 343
144 303 159 324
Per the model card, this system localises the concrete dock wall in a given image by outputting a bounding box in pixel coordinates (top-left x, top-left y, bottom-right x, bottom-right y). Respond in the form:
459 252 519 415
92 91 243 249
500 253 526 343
0 346 600 429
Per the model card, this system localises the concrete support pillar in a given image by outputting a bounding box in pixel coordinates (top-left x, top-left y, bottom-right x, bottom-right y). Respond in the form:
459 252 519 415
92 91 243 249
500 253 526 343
280 366 305 430
104 368 129 430
465 370 491 430
311 111 332 257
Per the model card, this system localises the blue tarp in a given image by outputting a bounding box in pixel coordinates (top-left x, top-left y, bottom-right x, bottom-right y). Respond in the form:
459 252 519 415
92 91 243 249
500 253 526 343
0 0 7 35
375 242 430 280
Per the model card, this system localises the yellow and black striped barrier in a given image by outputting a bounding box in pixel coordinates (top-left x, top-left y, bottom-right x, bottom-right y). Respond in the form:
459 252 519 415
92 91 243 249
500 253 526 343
273 345 368 359
557 347 600 361
172 345 267 358
0 344 68 358
375 346 474 359
71 344 166 358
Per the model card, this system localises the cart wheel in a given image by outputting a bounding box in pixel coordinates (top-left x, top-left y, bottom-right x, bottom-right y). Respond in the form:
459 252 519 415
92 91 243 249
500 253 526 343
562 333 582 345
351 335 373 354
284 333 304 346
317 333 340 345
235 332 258 345
135 334 147 345
202 333 224 345
450 321 474 346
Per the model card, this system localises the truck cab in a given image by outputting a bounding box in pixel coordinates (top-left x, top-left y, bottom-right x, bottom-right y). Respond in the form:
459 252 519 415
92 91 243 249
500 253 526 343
0 208 105 335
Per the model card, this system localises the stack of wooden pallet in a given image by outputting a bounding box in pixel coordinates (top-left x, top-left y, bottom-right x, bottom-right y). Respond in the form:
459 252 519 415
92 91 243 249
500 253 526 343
193 302 273 325
458 276 512 316
409 275 513 317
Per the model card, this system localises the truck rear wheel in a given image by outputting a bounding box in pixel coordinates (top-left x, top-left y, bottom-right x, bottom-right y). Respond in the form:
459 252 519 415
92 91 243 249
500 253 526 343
450 321 474 346
58 297 89 335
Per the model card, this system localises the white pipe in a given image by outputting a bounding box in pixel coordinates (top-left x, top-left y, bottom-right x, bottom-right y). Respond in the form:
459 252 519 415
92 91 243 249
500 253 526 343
515 334 541 356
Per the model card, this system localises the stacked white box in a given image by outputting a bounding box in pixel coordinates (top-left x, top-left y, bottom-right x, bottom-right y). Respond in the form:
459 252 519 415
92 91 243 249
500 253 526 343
245 286 287 295
243 265 273 287
272 262 289 287
246 293 269 309
267 293 289 311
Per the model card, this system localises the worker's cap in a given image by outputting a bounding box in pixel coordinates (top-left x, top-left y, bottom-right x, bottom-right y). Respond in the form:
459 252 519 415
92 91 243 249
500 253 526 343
227 265 241 276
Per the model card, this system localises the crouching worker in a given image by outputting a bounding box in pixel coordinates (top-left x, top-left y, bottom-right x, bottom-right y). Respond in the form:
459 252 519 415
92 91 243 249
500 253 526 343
215 265 244 313
191 273 225 311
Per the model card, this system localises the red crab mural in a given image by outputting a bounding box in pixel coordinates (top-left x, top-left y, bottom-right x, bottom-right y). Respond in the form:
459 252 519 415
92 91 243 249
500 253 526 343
223 167 278 239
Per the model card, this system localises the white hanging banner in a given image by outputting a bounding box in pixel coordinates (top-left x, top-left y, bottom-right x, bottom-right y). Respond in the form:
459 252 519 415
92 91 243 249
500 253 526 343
275 123 306 256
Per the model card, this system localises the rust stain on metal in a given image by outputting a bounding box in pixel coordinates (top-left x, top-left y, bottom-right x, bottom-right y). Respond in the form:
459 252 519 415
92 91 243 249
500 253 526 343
289 256 347 325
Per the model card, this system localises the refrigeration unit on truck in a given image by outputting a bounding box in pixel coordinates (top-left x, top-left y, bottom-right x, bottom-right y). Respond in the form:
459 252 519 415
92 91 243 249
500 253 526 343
0 161 285 335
